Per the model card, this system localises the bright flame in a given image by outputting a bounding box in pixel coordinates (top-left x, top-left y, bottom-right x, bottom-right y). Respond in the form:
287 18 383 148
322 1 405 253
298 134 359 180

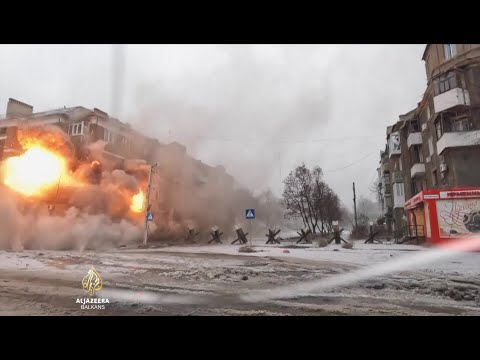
3 146 67 196
131 190 145 213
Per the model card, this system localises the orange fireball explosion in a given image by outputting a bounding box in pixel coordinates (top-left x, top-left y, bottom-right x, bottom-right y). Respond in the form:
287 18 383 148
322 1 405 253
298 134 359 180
3 145 69 196
130 190 145 213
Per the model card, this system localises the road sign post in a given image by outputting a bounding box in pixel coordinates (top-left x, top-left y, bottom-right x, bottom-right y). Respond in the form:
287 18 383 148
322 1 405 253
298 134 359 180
146 212 154 221
245 209 255 245
143 163 157 246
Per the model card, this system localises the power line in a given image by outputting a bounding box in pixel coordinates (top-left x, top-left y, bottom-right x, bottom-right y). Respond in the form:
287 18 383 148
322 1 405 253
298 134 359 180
323 151 377 173
172 132 385 144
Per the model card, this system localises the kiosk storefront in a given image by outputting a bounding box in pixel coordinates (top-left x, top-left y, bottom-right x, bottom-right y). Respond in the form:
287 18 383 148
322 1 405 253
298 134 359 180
404 187 480 245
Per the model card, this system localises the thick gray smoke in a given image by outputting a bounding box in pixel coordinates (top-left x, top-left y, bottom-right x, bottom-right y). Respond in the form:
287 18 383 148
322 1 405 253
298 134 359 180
0 45 427 204
125 45 426 205
0 187 142 251
0 125 152 251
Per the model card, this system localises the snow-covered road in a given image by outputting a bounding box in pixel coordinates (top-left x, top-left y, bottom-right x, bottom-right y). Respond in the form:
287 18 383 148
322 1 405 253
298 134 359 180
1 239 479 315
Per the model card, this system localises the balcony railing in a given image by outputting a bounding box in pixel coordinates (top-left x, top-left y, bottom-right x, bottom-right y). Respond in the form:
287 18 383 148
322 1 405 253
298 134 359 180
411 163 426 178
436 129 480 155
407 132 422 148
394 193 405 209
433 88 470 113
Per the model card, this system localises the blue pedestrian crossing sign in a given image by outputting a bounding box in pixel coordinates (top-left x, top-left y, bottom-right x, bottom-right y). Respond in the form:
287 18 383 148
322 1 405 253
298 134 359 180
245 209 255 219
146 212 154 221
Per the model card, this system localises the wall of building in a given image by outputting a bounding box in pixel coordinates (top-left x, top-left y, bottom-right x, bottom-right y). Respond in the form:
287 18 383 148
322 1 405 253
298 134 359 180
424 44 480 80
379 44 480 241
448 147 480 186
6 98 33 117
0 101 239 233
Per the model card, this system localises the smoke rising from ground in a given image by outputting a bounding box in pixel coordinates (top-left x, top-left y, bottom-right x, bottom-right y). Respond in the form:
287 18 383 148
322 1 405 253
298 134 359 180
0 187 142 251
0 124 153 250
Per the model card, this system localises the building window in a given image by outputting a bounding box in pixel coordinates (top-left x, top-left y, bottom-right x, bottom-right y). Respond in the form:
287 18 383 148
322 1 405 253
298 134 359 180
433 71 457 96
426 106 430 121
411 120 420 132
120 136 132 149
443 44 457 60
0 127 6 136
395 183 404 197
412 145 424 163
451 117 470 132
436 114 470 139
435 119 443 140
432 170 438 187
68 122 84 136
412 180 422 195
103 128 115 143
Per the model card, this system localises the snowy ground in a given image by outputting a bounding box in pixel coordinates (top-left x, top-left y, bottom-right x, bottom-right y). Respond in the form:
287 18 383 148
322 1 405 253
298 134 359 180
1 238 480 315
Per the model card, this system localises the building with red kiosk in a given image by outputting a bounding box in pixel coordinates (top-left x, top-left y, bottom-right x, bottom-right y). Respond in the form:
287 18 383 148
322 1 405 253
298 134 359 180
405 187 480 244
376 44 480 244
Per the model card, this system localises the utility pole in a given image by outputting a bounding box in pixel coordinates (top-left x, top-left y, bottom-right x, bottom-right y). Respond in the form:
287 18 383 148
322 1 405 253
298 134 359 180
143 163 158 246
353 182 358 229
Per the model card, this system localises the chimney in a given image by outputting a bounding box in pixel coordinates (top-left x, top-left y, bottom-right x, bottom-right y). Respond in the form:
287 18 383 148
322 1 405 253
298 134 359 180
6 98 33 117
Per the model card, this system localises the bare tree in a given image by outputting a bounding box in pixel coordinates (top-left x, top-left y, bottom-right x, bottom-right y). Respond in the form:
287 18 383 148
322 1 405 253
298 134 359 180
282 164 314 231
282 164 341 234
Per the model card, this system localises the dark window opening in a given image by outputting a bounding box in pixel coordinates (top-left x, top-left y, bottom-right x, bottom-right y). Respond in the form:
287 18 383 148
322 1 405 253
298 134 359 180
432 170 438 187
435 119 442 140
412 180 422 196
435 112 471 140
410 119 420 132
411 145 424 163
0 127 7 135
433 71 457 96
451 117 470 132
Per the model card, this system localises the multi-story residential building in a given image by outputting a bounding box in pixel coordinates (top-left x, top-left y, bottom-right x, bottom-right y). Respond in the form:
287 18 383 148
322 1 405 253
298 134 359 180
421 44 480 189
377 44 480 243
0 98 236 234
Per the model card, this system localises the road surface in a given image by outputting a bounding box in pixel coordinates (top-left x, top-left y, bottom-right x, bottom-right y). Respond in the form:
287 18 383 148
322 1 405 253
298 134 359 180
1 240 480 315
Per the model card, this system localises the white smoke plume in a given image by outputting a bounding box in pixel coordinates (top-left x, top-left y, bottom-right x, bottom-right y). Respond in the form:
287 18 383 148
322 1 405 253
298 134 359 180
0 186 143 251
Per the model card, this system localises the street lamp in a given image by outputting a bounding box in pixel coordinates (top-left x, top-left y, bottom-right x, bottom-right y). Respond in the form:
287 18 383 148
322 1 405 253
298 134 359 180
143 163 158 246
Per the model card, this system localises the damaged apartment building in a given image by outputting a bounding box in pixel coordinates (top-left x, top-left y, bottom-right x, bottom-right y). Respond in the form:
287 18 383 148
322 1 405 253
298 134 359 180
0 98 235 234
378 44 480 242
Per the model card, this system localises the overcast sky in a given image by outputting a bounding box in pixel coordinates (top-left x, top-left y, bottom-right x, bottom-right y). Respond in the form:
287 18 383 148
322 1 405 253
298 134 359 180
0 44 427 206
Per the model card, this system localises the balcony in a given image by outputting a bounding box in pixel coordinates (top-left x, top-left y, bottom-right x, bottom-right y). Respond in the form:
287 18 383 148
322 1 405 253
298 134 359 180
394 193 405 209
392 182 405 208
393 171 403 183
407 132 422 148
394 195 405 208
411 163 426 178
433 88 470 113
384 184 392 197
436 130 480 155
